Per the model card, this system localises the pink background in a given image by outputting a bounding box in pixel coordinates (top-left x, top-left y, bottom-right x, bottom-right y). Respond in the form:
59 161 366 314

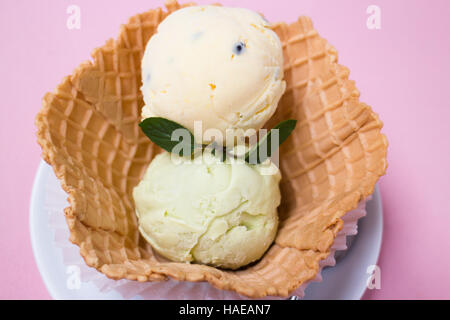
1 0 449 299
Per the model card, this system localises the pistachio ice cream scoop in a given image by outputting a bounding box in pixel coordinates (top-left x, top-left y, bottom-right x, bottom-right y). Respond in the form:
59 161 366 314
141 5 286 145
133 152 281 269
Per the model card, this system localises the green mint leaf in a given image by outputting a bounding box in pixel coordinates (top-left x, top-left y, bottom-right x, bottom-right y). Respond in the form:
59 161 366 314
244 119 297 165
139 117 195 157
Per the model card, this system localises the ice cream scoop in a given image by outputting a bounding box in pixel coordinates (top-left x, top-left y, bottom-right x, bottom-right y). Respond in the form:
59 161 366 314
132 151 281 269
141 5 286 146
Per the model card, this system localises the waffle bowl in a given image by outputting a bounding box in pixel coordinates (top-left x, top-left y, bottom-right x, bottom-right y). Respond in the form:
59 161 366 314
36 0 387 298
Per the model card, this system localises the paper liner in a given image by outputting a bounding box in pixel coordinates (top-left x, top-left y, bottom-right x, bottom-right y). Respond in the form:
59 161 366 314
45 169 368 299
36 0 388 298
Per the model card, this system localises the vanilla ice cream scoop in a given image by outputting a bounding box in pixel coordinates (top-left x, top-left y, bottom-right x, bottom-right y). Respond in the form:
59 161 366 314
141 5 286 145
132 151 281 269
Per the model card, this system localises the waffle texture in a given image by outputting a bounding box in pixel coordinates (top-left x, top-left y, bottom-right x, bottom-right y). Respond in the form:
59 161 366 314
36 0 388 297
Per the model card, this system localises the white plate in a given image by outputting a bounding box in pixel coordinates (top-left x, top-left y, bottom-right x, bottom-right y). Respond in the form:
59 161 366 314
30 160 383 300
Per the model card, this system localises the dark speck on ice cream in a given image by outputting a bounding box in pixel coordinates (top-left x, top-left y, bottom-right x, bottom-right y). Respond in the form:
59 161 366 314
192 31 204 41
233 41 246 55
